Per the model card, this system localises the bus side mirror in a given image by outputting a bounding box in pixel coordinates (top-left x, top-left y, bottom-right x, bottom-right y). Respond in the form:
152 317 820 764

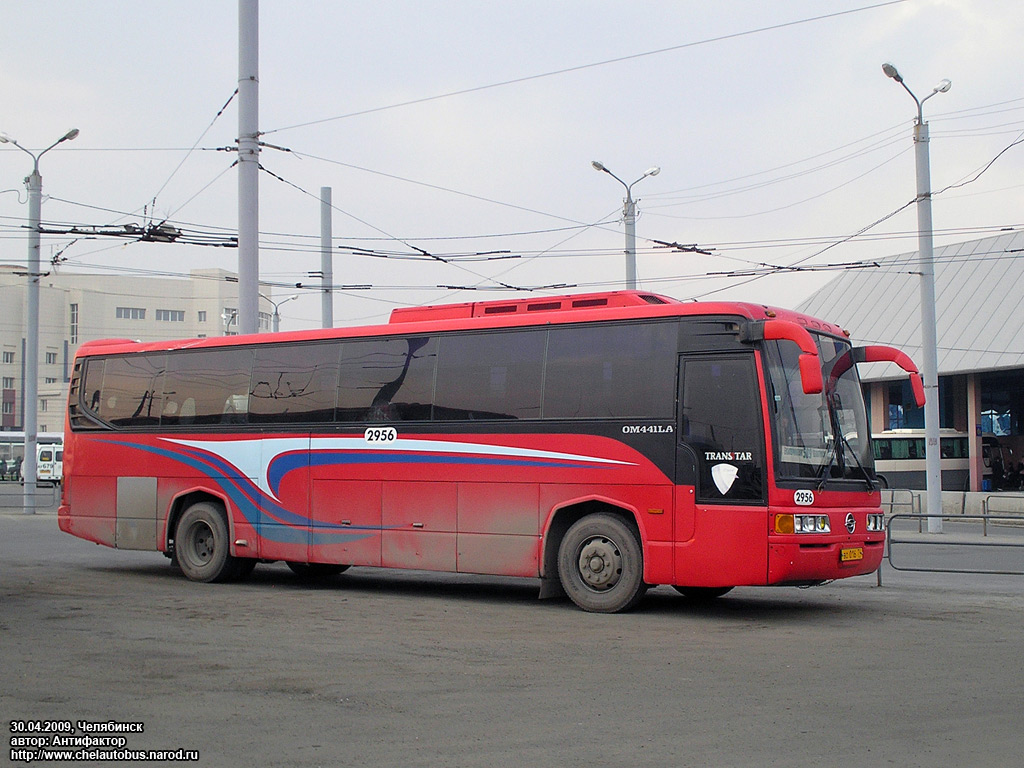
857 346 926 408
755 320 823 395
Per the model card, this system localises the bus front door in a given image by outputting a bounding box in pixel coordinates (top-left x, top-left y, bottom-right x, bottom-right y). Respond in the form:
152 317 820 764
675 354 769 587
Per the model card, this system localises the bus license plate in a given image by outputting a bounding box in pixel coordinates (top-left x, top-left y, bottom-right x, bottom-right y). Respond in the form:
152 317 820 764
840 547 864 563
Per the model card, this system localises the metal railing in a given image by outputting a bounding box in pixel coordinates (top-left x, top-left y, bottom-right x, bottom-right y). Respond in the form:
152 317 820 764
0 484 57 509
886 513 1024 576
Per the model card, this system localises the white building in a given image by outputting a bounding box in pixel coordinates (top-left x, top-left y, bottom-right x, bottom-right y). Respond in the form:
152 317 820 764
0 267 276 433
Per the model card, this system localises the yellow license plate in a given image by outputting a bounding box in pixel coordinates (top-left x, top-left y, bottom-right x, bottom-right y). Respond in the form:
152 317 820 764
840 547 864 562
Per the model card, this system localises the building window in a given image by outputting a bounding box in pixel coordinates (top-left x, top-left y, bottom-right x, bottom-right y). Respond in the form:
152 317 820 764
45 352 58 365
2 351 13 364
70 303 79 343
44 377 57 384
156 309 185 322
116 306 146 320
2 377 13 389
258 312 272 331
2 402 12 415
198 311 207 323
39 399 47 412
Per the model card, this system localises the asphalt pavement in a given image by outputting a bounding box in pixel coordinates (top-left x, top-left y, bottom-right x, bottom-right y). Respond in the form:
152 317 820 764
2 491 1023 768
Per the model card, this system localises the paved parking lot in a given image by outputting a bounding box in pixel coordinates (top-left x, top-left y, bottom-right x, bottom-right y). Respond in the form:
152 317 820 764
2 502 1023 768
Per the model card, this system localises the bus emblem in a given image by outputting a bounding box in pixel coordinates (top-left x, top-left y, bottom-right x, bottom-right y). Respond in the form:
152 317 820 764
711 464 738 495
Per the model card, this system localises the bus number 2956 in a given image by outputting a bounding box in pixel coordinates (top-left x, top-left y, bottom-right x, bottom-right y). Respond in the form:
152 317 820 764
364 427 397 443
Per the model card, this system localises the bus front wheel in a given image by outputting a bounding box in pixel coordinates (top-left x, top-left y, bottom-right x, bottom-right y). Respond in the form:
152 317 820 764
557 513 647 613
175 501 239 583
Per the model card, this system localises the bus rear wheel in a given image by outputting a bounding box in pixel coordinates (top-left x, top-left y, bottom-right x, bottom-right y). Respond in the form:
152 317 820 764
557 513 646 613
175 501 239 583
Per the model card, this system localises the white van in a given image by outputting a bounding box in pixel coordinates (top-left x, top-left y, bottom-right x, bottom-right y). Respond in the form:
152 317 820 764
21 443 64 485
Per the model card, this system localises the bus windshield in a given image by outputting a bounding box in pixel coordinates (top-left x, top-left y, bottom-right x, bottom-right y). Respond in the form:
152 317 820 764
764 334 873 483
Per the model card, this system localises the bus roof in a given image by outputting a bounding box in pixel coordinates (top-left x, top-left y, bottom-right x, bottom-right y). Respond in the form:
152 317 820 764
72 290 850 358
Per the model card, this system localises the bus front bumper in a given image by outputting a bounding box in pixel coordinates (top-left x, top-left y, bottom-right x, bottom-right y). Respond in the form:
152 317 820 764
768 536 885 584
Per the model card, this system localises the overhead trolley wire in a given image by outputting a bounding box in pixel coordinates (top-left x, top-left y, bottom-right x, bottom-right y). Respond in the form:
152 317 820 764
262 1 908 135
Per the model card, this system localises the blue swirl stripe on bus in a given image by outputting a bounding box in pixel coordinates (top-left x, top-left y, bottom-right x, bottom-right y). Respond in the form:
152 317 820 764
266 449 599 499
97 440 372 546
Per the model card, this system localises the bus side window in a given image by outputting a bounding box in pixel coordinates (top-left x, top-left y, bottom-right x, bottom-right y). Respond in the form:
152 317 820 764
222 394 249 424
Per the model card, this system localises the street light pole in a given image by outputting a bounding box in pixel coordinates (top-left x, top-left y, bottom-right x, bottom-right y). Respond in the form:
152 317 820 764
883 63 950 533
591 161 660 290
260 292 298 333
0 128 79 514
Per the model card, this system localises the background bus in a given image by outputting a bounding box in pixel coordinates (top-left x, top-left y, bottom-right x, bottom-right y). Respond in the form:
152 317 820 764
58 290 923 612
870 430 1016 491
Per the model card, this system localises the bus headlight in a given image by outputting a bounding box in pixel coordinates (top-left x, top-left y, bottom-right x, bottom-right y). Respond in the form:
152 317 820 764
866 513 886 532
775 514 831 534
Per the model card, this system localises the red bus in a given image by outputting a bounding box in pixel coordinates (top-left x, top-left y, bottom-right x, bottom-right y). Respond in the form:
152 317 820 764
58 290 924 612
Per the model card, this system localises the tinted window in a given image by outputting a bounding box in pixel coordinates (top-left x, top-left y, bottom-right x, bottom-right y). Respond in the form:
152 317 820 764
249 343 340 424
92 354 166 427
681 355 765 503
162 348 253 426
337 336 437 422
80 359 105 419
544 322 676 419
433 330 544 420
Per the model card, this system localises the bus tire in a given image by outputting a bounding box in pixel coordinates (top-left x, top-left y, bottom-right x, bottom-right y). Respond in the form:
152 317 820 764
286 562 350 579
557 513 646 613
175 501 239 583
672 586 733 601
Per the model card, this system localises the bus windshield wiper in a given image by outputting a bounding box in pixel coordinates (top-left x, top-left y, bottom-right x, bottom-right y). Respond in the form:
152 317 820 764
816 439 839 489
840 430 875 491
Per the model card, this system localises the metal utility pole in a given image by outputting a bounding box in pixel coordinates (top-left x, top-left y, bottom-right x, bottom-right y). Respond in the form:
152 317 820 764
883 63 950 533
237 0 260 334
591 161 660 290
0 128 79 514
320 187 333 328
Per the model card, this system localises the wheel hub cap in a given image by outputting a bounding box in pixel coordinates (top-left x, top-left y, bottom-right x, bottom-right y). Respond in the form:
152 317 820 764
578 536 622 590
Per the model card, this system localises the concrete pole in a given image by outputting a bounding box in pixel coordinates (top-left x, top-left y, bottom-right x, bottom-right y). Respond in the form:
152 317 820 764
320 187 333 328
237 0 260 334
623 192 637 291
23 167 41 514
914 118 943 533
882 64 949 532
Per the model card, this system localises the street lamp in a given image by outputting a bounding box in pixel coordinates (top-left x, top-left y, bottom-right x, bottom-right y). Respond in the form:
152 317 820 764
882 63 950 533
221 309 239 335
260 292 298 333
591 161 661 290
0 128 79 515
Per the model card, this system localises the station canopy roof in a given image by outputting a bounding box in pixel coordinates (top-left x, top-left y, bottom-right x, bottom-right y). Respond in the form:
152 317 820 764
796 230 1024 382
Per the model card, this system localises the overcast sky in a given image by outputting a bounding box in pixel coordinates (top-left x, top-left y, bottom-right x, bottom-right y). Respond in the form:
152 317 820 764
1 0 1022 332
